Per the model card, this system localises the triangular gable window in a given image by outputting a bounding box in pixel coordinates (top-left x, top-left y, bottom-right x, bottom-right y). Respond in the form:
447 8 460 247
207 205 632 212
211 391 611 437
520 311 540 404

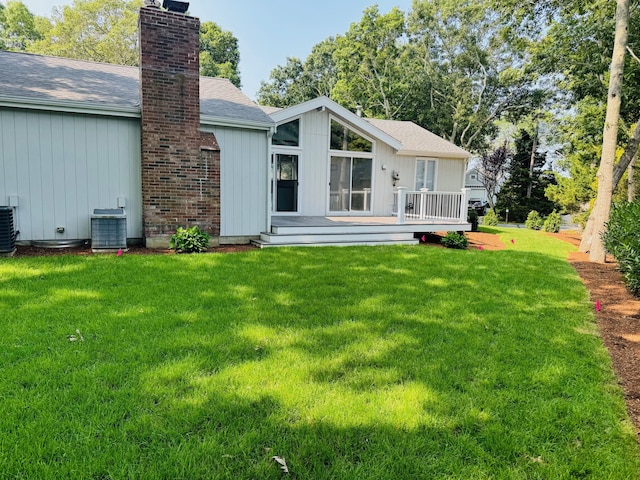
330 119 372 153
272 119 300 147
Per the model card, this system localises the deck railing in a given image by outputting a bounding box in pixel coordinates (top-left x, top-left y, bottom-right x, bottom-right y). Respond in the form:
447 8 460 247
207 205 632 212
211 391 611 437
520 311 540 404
393 188 470 224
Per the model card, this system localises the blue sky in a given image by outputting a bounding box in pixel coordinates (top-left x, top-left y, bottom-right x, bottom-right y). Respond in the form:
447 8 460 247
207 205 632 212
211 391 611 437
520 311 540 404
19 0 414 100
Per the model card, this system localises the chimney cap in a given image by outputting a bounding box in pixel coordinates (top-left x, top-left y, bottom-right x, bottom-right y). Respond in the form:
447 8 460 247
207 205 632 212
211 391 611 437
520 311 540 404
144 0 160 6
163 0 189 13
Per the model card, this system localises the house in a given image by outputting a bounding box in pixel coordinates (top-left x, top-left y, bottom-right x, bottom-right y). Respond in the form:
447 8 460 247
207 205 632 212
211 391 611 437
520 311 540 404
0 4 472 249
465 167 493 207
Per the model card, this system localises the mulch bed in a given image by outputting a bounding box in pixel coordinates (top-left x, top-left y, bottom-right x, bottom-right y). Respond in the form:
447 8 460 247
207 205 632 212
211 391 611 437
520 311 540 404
10 231 640 439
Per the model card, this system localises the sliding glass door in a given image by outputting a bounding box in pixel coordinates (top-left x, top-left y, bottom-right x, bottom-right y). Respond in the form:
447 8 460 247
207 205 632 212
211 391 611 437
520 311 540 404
329 156 372 212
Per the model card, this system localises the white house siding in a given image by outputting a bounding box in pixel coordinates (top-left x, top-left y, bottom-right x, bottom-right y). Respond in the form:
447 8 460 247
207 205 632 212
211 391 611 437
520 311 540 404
298 108 330 216
434 157 466 192
0 108 142 242
210 125 268 239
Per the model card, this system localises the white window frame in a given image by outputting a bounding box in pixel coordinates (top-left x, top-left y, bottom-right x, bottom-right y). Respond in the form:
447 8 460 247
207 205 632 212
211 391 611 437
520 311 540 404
415 157 438 191
327 115 376 215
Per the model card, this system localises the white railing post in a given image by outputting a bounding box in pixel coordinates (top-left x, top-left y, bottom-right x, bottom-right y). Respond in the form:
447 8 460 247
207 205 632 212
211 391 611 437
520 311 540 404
396 187 407 224
460 188 470 223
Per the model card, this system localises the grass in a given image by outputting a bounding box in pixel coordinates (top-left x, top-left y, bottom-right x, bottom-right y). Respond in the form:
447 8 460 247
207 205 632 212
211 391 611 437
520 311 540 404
0 228 639 479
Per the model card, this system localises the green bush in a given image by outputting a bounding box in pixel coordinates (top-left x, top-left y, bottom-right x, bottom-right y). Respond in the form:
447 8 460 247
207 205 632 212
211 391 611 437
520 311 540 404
525 210 543 230
467 209 479 232
543 210 562 233
482 208 499 226
441 232 468 249
169 226 210 253
602 201 640 295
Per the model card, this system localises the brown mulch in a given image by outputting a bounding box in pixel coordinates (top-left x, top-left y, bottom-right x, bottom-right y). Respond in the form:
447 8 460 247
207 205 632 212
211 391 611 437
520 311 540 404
10 232 640 438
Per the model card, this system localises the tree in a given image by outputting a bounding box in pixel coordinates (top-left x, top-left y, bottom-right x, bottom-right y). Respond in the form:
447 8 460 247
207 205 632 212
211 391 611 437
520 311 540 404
478 141 512 208
496 129 557 221
257 38 338 107
331 6 410 119
0 0 41 51
580 0 630 262
199 20 240 87
29 0 142 65
406 0 547 152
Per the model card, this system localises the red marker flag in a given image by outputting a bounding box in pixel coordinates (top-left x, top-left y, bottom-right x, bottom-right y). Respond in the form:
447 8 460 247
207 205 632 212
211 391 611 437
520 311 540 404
596 300 601 312
117 248 123 257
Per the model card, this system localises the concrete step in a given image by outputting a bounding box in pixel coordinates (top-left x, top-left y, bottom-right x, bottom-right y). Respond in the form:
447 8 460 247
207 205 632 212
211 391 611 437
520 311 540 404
259 231 416 245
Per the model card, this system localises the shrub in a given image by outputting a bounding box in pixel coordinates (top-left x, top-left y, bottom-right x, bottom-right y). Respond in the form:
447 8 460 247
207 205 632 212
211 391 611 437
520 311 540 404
525 210 543 230
602 201 640 295
467 209 479 232
482 208 499 226
543 210 562 233
169 226 210 253
441 232 468 249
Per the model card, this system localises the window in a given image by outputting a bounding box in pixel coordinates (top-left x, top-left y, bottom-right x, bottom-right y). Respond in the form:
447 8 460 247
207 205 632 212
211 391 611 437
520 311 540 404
272 119 300 146
415 158 436 191
330 119 372 152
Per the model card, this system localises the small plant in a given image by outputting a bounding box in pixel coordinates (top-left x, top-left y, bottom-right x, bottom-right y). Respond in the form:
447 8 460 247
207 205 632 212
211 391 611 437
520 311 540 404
441 232 468 249
482 208 499 226
169 226 210 253
525 210 543 230
467 208 479 231
542 210 562 233
602 200 640 295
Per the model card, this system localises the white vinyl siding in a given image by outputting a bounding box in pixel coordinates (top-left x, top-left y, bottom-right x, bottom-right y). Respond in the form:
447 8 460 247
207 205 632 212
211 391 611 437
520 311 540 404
211 125 269 237
0 109 141 241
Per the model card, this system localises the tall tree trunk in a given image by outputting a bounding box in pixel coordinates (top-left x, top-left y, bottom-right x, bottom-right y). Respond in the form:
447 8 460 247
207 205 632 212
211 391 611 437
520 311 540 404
629 153 637 201
579 0 630 263
527 121 539 199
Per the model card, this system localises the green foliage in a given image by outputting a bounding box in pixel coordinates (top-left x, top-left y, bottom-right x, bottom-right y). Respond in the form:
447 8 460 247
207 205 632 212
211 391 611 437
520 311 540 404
496 129 558 222
602 200 640 295
0 0 42 51
525 210 543 230
440 231 468 249
542 210 562 232
199 21 241 87
483 208 499 226
169 226 210 253
29 0 142 65
467 208 479 231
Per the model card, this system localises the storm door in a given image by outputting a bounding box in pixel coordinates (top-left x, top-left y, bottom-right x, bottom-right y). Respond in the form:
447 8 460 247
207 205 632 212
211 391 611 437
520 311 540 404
275 153 299 212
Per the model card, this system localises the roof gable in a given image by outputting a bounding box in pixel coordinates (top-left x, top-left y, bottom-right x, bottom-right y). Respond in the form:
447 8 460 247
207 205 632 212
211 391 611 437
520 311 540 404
267 96 403 151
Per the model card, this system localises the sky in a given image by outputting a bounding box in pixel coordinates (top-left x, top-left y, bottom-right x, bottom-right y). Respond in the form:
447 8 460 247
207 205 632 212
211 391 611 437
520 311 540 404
19 0 414 100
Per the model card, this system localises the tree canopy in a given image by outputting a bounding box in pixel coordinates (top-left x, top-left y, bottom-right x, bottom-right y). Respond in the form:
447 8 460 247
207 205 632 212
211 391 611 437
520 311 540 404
0 0 242 85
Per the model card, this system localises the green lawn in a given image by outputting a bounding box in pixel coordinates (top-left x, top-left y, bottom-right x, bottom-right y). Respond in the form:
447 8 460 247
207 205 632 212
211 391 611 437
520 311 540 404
1 228 639 479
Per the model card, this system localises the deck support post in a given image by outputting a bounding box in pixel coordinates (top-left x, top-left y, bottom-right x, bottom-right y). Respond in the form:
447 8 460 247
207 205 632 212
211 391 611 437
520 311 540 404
396 187 407 224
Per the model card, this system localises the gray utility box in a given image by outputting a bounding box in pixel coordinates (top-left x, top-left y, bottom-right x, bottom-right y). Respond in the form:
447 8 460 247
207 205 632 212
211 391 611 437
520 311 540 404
91 208 127 250
0 206 16 255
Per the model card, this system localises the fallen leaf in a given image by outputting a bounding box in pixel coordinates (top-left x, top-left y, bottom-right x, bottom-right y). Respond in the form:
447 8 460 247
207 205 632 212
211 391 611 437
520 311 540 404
272 455 289 474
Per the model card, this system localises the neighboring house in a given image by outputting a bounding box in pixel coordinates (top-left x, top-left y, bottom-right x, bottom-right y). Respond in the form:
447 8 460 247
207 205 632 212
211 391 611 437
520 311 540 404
0 5 472 249
465 168 493 206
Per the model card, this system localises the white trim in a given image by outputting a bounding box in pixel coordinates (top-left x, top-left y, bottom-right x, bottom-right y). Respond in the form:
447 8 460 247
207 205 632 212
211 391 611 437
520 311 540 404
269 96 403 151
0 95 140 118
200 115 273 131
397 149 470 159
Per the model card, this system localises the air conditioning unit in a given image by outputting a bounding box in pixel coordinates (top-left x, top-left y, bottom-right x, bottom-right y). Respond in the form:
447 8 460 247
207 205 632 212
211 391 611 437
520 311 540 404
0 206 16 255
91 208 127 251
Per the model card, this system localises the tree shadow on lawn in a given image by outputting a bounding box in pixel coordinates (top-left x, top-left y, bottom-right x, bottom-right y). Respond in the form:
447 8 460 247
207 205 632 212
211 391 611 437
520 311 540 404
1 247 639 478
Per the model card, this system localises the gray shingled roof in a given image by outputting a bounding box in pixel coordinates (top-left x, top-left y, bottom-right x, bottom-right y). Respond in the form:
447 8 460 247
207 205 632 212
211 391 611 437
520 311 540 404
365 118 470 158
0 50 273 126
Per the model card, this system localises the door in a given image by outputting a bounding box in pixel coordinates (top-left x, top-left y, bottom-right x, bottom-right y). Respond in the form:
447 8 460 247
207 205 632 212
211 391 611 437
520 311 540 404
275 153 299 212
329 156 372 212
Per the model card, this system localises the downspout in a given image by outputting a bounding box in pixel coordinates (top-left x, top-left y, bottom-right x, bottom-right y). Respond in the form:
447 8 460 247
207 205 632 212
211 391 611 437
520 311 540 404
266 126 276 234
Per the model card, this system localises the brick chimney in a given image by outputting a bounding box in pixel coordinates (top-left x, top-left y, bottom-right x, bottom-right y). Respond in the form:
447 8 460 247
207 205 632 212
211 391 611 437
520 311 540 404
139 5 220 248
